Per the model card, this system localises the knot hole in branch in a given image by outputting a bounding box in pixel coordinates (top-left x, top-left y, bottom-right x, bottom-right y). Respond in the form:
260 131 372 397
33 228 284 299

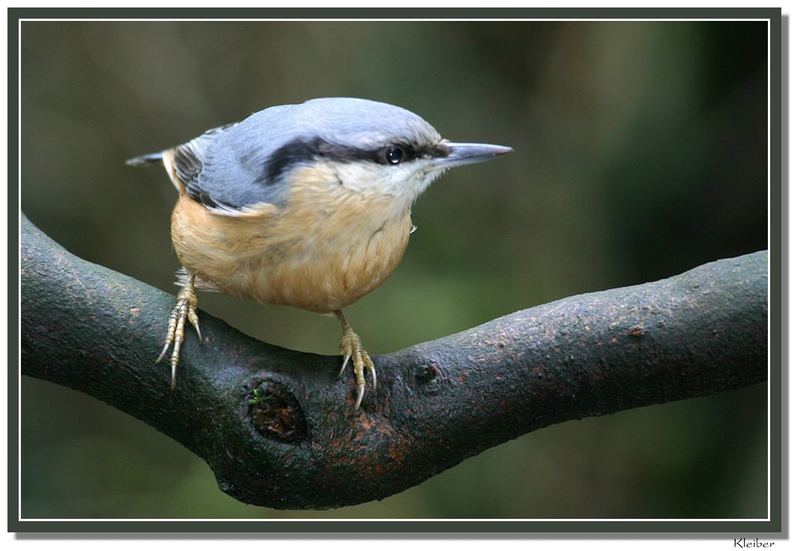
413 358 447 395
245 379 306 443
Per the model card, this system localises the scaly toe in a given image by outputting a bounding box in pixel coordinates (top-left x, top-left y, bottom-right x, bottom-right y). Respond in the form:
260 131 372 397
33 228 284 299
336 313 378 410
156 279 201 390
188 307 202 340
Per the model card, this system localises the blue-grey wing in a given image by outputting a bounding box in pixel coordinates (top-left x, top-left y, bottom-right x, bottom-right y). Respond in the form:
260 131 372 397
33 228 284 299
171 119 290 216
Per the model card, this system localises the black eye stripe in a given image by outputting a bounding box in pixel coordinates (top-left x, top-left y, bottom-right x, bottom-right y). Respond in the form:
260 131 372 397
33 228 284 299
378 142 449 165
264 137 449 182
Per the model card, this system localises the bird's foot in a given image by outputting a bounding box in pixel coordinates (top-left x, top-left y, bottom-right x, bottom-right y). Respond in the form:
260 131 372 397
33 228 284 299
156 275 201 390
336 312 375 410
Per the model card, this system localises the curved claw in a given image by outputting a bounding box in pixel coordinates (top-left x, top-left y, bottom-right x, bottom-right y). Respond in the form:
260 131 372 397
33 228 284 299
354 383 366 411
366 356 377 390
170 362 177 391
339 354 351 377
156 341 170 364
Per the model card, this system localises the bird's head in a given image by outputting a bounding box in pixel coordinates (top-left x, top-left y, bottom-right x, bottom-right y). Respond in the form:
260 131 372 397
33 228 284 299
258 98 512 207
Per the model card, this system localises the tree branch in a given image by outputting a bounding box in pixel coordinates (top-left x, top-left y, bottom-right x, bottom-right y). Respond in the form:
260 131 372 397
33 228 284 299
21 214 767 509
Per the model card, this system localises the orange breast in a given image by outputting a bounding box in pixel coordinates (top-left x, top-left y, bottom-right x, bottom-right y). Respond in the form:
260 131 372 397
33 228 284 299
169 167 413 313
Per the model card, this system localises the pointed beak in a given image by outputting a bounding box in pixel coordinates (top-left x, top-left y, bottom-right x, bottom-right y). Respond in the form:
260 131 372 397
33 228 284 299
433 140 513 169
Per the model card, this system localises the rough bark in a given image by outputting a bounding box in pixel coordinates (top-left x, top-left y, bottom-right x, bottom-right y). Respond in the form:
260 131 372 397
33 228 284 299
20 214 767 509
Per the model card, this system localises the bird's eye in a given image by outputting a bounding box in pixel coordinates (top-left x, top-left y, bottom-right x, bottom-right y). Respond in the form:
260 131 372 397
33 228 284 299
385 146 404 165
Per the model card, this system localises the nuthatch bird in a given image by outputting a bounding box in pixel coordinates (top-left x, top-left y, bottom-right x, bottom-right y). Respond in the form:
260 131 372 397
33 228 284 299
128 97 511 409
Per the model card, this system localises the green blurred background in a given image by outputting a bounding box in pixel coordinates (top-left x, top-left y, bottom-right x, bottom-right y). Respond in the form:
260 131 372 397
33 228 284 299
20 19 768 519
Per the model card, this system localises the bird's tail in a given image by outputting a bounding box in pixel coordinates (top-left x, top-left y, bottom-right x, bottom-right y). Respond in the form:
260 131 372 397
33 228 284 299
125 151 164 167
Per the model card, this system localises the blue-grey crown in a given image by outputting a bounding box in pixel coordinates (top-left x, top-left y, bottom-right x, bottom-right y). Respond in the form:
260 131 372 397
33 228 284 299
234 97 442 155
